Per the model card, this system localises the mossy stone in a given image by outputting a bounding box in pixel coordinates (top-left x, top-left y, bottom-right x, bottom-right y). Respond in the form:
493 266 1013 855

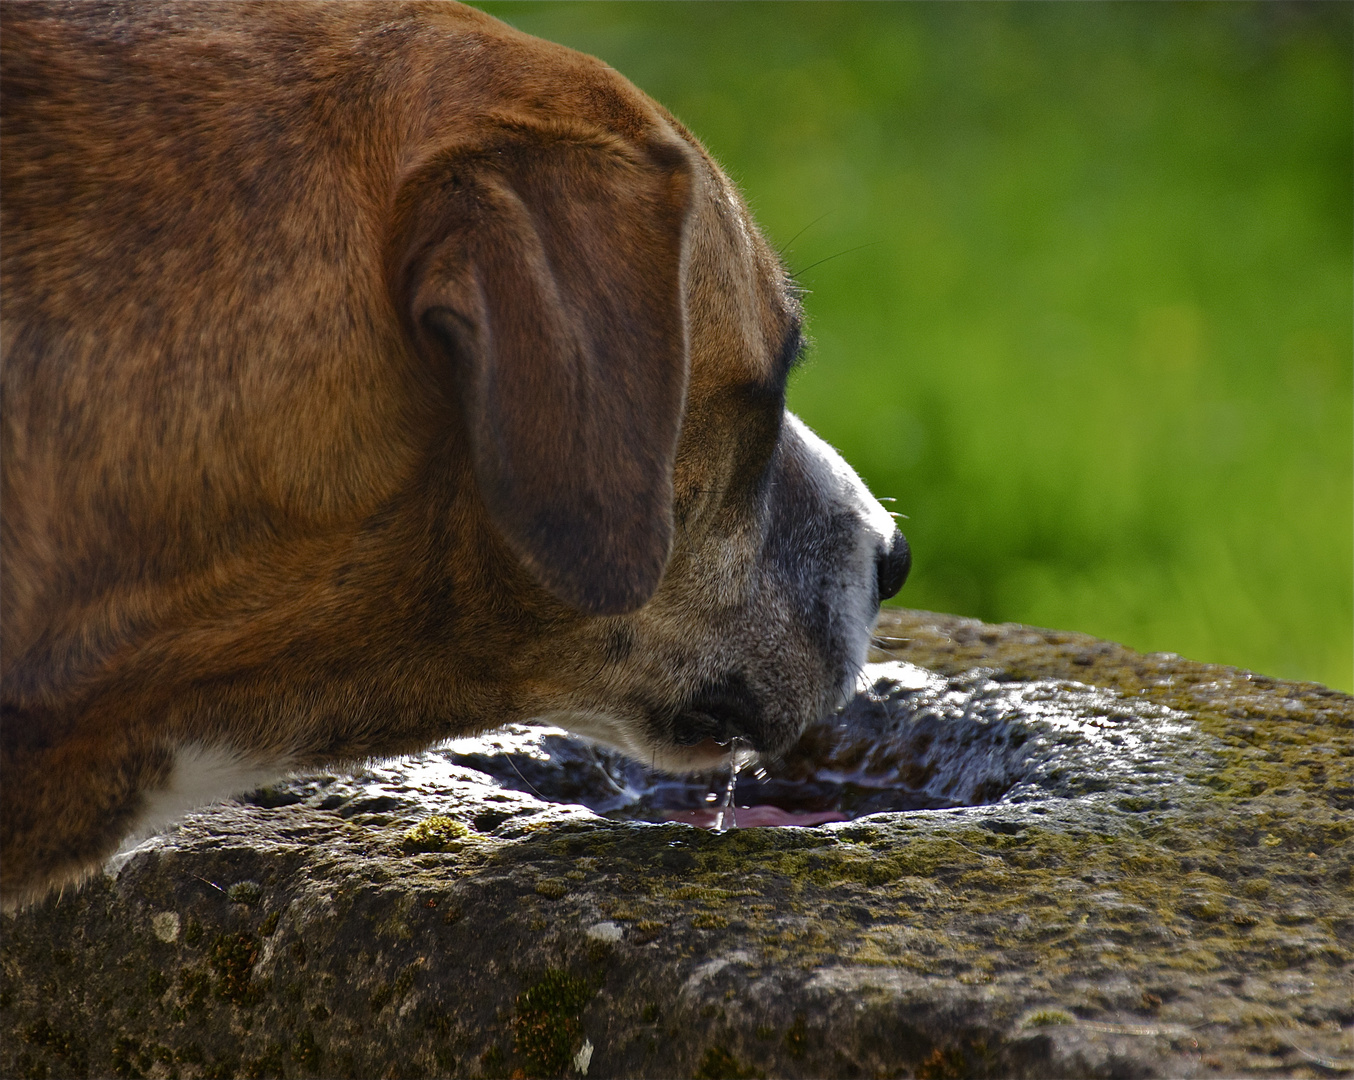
1 609 1348 1078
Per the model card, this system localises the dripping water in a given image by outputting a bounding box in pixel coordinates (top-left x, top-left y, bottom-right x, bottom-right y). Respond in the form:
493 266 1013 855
712 739 757 833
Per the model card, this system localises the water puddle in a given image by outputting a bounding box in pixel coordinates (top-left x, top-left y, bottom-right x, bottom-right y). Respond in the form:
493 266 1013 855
240 662 1208 834
428 661 1203 829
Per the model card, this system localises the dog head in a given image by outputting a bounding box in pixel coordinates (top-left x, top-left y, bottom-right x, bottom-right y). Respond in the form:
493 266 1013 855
390 7 911 770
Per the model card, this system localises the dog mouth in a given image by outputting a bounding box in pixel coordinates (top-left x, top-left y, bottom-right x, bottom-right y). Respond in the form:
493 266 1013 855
657 665 860 770
616 659 860 774
670 709 744 749
668 671 768 751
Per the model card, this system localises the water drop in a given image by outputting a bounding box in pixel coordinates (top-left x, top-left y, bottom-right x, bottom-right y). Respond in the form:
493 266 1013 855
714 739 757 833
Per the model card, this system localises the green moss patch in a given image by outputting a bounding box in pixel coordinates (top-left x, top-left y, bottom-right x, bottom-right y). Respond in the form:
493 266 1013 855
402 815 471 853
207 933 262 1007
695 1045 765 1079
511 970 594 1078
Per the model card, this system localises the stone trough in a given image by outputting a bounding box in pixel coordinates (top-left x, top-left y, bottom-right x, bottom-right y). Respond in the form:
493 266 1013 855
3 609 1351 1078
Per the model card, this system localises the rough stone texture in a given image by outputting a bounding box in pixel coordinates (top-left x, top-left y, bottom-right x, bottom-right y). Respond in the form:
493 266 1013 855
3 608 1351 1079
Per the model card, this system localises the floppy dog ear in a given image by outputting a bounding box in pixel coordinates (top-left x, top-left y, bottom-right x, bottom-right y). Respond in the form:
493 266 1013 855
402 132 694 615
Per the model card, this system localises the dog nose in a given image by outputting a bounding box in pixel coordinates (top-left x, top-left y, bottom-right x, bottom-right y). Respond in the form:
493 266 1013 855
876 528 911 602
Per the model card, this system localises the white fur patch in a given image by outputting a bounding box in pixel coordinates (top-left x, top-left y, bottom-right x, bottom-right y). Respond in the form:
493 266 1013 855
785 412 899 678
785 413 897 545
126 744 289 846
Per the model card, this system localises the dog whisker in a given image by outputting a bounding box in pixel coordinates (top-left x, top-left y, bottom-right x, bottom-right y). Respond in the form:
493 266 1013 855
504 752 538 796
792 240 885 278
871 635 911 649
773 209 833 260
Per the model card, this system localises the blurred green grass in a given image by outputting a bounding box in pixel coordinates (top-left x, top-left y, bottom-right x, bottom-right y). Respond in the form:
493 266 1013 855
477 2 1353 692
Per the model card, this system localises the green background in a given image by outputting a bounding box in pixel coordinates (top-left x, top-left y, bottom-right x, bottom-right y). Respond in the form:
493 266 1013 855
476 2 1353 692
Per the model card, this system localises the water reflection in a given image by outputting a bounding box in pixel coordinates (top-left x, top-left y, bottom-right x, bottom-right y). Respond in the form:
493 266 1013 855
434 662 1201 829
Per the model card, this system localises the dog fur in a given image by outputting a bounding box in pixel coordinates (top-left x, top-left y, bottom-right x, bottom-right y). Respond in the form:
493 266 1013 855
0 1 908 909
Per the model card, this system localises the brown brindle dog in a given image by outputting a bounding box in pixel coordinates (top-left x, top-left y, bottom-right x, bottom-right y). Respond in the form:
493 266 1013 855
0 1 909 909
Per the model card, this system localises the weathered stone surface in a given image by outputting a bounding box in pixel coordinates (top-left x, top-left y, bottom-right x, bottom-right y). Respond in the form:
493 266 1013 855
3 609 1351 1079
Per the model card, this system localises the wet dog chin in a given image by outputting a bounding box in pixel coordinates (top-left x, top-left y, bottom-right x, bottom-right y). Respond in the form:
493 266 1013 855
628 736 747 779
631 737 738 773
670 737 740 770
